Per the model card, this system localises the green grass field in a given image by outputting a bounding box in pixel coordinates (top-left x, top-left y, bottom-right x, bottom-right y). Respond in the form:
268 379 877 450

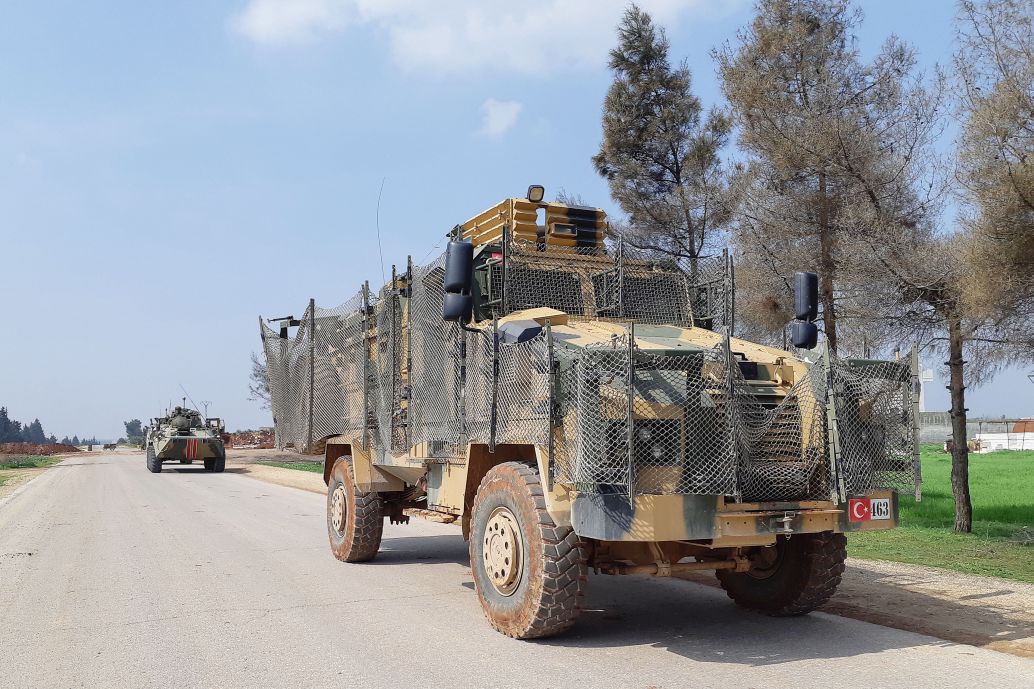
258 460 323 473
849 445 1034 582
0 455 63 470
0 455 64 490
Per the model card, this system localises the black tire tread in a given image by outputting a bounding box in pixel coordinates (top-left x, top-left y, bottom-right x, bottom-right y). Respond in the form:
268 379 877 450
717 531 846 616
471 462 588 639
146 445 161 473
329 457 383 562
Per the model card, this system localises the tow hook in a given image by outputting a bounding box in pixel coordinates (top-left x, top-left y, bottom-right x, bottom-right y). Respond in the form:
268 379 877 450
774 511 798 537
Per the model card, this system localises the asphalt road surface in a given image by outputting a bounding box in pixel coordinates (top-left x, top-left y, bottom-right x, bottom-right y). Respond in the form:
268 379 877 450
2 454 1032 689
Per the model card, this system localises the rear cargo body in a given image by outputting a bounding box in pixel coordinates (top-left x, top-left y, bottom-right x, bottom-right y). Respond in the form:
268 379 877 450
261 192 920 638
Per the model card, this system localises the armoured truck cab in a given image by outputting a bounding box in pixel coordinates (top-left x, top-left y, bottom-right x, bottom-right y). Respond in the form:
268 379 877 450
145 406 227 474
261 186 920 639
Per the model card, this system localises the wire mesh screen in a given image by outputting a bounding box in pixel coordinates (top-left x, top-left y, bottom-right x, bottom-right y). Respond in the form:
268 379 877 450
261 247 914 501
313 294 367 442
631 346 739 496
502 241 695 326
464 330 494 444
260 308 310 450
830 359 917 494
731 358 830 502
373 285 406 453
552 343 738 496
687 252 734 334
495 335 551 445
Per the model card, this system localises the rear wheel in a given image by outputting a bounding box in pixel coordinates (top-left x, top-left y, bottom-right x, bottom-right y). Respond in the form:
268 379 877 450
327 456 383 562
146 445 161 474
469 462 587 639
716 532 846 616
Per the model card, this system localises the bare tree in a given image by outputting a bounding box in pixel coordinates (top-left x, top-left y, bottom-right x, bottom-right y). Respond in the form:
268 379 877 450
554 189 589 206
594 5 731 271
249 351 271 410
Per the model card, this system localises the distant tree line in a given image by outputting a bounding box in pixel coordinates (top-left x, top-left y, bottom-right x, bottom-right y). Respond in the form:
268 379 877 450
0 405 97 445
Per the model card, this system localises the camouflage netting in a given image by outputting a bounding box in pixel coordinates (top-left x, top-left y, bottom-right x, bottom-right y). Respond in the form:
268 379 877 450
261 245 916 500
829 358 918 495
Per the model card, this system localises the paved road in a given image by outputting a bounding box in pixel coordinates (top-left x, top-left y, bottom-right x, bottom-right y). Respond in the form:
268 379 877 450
2 453 1032 689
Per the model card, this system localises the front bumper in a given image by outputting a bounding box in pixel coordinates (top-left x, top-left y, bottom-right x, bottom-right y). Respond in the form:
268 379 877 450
570 489 899 545
156 437 225 461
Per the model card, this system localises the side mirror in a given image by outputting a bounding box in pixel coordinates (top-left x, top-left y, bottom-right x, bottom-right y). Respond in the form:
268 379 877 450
444 240 474 294
793 272 818 322
443 293 472 323
791 321 818 349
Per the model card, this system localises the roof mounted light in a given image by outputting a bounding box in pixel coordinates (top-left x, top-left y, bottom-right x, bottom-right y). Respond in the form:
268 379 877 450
526 185 545 203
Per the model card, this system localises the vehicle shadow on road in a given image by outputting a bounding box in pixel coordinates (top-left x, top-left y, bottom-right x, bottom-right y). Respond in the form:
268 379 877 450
366 534 471 567
540 575 956 665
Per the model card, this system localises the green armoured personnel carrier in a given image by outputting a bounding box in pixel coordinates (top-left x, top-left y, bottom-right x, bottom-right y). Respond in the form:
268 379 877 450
145 406 226 474
261 186 920 639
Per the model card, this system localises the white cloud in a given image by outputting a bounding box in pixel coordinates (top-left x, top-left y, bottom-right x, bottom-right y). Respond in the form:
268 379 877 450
231 0 353 46
476 99 523 138
230 0 742 73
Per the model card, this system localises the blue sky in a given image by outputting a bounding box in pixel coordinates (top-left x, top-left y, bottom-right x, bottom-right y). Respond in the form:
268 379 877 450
1 1 1029 440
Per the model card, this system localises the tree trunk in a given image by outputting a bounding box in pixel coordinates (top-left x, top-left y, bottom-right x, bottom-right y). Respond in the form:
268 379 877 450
946 314 973 533
817 173 837 353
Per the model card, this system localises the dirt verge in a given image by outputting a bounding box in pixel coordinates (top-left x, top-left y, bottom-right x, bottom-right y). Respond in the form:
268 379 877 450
226 461 326 494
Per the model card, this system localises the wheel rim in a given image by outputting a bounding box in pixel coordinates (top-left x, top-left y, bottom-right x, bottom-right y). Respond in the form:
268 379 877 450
330 485 347 536
483 506 523 596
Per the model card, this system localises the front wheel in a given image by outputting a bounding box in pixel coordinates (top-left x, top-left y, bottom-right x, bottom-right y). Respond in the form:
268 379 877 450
469 462 587 639
716 531 846 616
146 445 161 473
327 457 383 562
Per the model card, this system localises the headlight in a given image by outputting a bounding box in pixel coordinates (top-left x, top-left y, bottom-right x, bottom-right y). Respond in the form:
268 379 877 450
651 444 665 460
637 427 652 442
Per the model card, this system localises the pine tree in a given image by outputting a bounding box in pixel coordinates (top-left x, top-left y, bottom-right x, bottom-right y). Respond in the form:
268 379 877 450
0 407 11 442
26 419 46 444
594 4 731 269
715 0 942 354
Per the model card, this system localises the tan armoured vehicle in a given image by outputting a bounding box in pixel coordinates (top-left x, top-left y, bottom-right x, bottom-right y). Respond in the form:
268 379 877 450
261 186 919 639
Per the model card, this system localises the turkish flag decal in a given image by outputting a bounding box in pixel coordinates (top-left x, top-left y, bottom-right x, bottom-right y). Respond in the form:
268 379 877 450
849 498 871 522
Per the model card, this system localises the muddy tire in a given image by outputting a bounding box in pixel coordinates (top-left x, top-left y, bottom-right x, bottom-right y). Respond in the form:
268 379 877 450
146 445 161 474
204 459 215 471
469 462 587 639
327 456 383 562
716 531 846 616
213 457 225 473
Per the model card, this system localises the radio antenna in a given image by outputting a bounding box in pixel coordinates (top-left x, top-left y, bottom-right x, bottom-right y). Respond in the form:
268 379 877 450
178 384 202 414
376 176 386 285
